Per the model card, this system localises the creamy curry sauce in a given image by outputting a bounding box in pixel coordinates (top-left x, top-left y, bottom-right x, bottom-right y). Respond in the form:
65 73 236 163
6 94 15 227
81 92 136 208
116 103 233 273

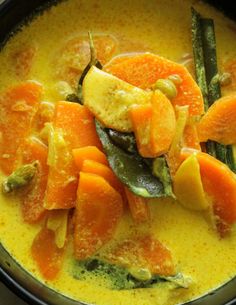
0 1 236 305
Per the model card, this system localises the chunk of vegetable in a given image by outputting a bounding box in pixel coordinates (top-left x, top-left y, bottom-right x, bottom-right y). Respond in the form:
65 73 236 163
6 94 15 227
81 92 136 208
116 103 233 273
83 66 152 132
44 101 101 210
124 188 150 223
72 146 108 171
2 162 38 194
20 137 48 223
0 81 43 175
197 94 236 145
104 53 204 116
108 235 175 276
81 160 124 196
47 210 68 249
181 150 236 235
31 227 64 280
74 172 123 260
129 104 153 157
96 121 168 198
150 90 176 156
174 154 209 211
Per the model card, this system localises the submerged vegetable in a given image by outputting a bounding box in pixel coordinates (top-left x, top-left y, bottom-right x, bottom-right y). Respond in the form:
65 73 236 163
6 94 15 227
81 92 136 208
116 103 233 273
96 121 170 198
2 161 38 193
73 258 190 290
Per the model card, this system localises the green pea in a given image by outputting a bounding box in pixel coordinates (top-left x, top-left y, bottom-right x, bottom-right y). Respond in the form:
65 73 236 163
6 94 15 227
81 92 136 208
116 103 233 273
168 74 183 85
154 79 177 99
129 267 152 281
219 72 232 86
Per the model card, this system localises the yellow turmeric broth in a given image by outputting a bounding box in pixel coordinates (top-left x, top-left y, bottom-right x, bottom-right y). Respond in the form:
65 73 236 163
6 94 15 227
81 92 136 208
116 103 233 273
0 1 236 305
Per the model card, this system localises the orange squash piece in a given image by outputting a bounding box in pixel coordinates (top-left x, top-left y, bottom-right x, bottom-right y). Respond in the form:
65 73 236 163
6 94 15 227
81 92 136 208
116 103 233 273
109 235 175 276
181 150 236 236
124 188 150 223
31 227 64 280
197 94 236 145
74 172 123 260
183 122 201 150
44 101 102 210
150 90 176 156
20 137 48 223
105 53 204 116
129 104 153 157
0 81 43 175
81 159 123 195
72 146 108 171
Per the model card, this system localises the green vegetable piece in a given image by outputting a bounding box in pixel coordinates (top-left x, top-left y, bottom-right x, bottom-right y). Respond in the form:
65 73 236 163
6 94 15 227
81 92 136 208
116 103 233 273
96 121 170 198
154 79 177 99
168 74 183 85
152 157 174 197
219 72 232 87
78 32 102 86
66 93 82 104
72 258 191 290
2 161 38 193
108 129 137 154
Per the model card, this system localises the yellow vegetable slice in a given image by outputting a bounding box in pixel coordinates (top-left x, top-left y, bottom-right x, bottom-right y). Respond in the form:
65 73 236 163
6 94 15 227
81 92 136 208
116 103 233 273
83 66 152 132
173 154 209 211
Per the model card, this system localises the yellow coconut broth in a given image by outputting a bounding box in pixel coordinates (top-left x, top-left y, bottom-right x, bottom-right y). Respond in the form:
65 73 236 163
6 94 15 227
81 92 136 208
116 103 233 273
0 1 236 305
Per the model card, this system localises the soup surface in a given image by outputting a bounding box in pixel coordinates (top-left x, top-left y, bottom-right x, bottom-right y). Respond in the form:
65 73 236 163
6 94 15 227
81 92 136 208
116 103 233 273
0 1 236 305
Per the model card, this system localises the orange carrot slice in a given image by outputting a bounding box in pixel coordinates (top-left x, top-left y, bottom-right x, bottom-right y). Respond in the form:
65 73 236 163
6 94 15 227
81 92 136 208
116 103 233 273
0 81 43 175
105 53 204 116
74 172 123 260
197 94 236 145
129 104 153 157
81 159 123 195
181 150 236 235
124 188 150 223
150 90 176 156
31 227 64 280
72 146 108 171
44 101 102 210
55 35 117 88
109 235 174 276
20 137 48 223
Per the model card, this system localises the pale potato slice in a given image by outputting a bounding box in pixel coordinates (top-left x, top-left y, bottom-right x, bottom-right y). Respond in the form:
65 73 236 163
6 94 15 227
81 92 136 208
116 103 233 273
173 154 209 211
83 66 152 131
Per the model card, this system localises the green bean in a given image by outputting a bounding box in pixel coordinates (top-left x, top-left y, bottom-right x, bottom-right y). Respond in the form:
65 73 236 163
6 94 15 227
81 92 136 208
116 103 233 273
154 79 177 99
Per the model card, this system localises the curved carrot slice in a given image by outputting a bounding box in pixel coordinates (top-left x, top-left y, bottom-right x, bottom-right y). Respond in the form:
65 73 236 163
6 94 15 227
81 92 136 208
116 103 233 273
104 53 204 116
73 146 108 171
31 227 64 280
124 188 150 223
81 159 123 195
20 137 48 223
74 172 123 260
0 81 43 175
45 101 102 210
109 235 174 276
129 104 153 157
197 94 236 145
150 90 176 156
181 150 236 235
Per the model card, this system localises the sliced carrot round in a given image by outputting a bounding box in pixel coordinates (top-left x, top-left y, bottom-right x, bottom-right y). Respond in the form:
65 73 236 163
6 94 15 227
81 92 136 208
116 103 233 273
197 94 236 145
74 172 123 260
104 53 204 116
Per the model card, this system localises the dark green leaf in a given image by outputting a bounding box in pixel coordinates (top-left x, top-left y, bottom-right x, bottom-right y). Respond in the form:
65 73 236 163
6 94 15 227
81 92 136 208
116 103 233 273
108 129 137 154
96 121 171 198
72 258 191 290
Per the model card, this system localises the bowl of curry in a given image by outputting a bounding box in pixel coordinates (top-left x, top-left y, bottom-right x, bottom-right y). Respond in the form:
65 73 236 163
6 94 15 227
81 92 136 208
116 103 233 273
0 1 236 305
